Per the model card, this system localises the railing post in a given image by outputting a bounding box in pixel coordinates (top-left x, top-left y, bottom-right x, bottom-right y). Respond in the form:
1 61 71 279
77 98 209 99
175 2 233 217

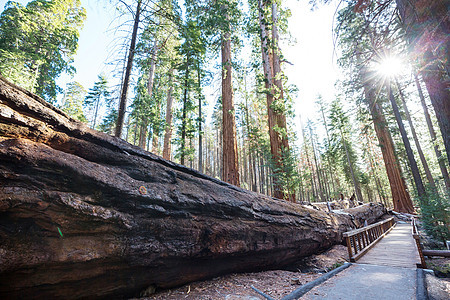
345 236 353 262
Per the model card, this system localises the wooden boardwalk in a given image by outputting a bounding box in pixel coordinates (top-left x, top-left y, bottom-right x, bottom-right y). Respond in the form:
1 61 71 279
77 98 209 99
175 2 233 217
357 222 420 268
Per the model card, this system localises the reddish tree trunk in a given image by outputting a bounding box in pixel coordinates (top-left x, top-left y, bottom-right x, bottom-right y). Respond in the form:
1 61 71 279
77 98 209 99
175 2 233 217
221 31 240 186
361 68 414 213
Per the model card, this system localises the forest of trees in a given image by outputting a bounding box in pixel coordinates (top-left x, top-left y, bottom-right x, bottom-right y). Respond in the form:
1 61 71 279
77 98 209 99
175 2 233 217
0 0 448 239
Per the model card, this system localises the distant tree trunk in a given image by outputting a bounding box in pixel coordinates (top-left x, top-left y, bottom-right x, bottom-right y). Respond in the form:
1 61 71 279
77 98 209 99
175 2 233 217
340 127 363 203
198 66 203 173
115 0 141 138
92 96 100 129
300 119 316 201
395 79 436 190
180 56 190 166
162 69 174 160
310 126 325 202
362 67 414 213
320 105 337 196
387 82 426 197
151 106 161 154
221 30 240 186
396 0 450 165
415 74 450 189
148 38 159 153
138 122 148 149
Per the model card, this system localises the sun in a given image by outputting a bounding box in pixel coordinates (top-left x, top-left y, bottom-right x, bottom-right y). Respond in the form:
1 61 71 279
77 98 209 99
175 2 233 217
374 56 404 78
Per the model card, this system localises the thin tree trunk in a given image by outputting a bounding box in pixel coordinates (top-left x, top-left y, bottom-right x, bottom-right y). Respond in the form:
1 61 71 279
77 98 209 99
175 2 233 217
301 119 316 201
180 56 190 166
320 105 337 196
387 81 426 197
138 122 148 149
340 127 363 203
198 65 203 173
115 0 141 138
395 79 436 190
162 69 174 160
310 126 325 201
415 74 450 189
221 31 240 186
147 38 159 152
92 96 100 129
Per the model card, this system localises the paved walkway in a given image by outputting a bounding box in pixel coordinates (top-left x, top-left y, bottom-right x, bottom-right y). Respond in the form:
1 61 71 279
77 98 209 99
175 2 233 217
301 264 417 300
299 222 423 299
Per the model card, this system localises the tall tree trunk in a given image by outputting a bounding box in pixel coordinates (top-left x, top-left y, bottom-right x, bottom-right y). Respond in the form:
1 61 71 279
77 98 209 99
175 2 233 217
415 74 450 189
396 0 450 165
115 0 141 138
92 96 100 129
300 119 316 202
221 31 240 186
395 79 436 190
387 82 426 197
310 126 325 202
320 105 337 196
146 38 159 152
257 0 291 201
362 67 414 213
162 69 174 160
180 56 190 166
138 122 148 149
340 127 363 203
198 65 203 173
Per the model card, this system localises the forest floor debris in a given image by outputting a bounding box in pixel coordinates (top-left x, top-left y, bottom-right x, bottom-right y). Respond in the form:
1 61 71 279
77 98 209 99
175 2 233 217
137 245 349 300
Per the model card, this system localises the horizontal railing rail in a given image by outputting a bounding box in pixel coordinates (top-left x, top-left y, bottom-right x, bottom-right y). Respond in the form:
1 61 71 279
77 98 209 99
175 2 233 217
412 218 427 268
343 217 395 262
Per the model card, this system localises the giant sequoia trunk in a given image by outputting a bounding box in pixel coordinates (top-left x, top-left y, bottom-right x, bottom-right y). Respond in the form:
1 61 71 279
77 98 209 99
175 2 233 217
361 68 414 213
0 76 386 298
221 30 240 186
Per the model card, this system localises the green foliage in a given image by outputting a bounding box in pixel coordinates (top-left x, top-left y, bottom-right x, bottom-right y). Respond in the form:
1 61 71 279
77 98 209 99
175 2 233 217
269 145 301 199
84 74 110 129
60 81 87 123
98 109 117 135
417 187 450 245
0 0 86 102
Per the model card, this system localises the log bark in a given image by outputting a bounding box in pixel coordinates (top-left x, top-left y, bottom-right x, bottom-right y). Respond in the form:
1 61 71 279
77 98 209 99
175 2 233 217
0 76 386 298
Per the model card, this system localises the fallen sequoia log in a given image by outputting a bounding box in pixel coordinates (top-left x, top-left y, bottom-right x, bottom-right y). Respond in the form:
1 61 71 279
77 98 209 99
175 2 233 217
0 76 386 299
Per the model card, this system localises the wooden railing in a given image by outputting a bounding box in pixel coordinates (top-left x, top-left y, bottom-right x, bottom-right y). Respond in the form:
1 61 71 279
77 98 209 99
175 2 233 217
343 217 395 262
412 218 427 268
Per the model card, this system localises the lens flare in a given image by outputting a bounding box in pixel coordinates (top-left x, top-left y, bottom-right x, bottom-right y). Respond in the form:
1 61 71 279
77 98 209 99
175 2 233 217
375 56 403 78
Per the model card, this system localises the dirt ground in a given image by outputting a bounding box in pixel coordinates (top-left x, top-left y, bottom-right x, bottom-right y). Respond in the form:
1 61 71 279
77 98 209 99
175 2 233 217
136 245 349 300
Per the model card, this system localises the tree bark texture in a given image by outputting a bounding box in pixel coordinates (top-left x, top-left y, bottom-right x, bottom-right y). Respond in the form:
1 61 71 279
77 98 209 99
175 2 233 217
387 83 426 197
395 0 450 166
395 79 435 190
221 32 240 186
0 76 387 298
115 0 141 138
415 74 450 189
362 69 414 213
162 69 174 160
